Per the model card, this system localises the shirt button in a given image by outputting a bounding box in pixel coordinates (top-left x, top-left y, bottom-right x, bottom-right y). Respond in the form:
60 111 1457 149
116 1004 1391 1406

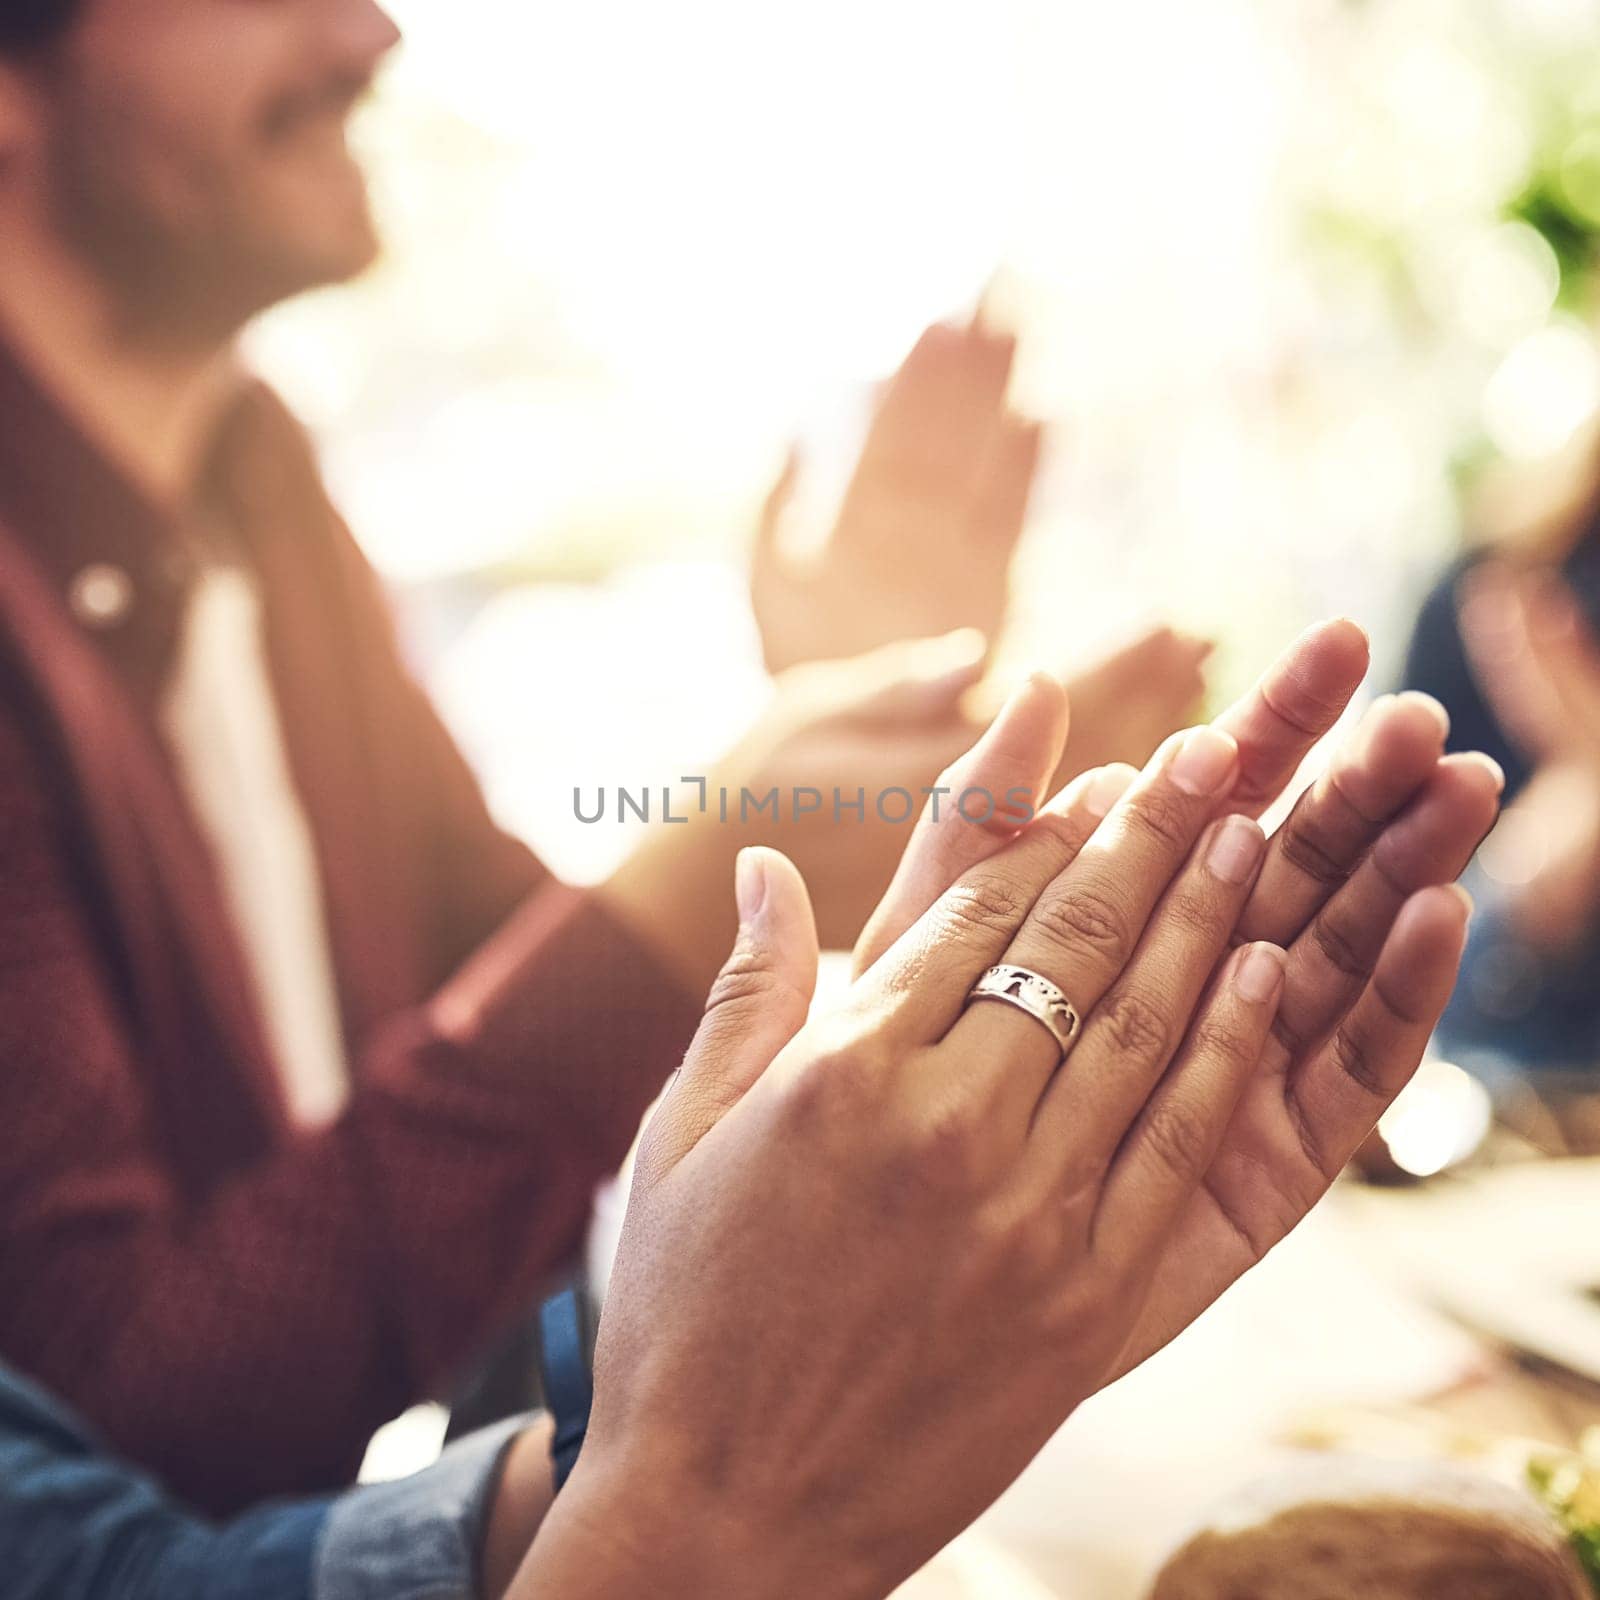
69 563 134 629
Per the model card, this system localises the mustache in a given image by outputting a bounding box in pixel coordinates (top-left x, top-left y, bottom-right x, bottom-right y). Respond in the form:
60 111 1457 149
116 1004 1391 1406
259 70 375 142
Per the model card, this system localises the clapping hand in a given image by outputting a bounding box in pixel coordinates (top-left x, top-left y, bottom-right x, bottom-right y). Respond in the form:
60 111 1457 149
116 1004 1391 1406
857 618 1501 1377
751 314 1038 675
1053 623 1214 782
749 313 1215 797
519 621 1498 1600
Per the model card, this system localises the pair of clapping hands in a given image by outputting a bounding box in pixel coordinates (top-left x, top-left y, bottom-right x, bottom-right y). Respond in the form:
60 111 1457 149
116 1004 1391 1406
520 621 1501 1600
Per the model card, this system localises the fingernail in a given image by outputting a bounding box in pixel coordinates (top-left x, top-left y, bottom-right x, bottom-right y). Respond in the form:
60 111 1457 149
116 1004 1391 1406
1395 690 1450 743
1170 726 1239 796
1085 763 1138 818
1446 883 1475 922
1468 752 1507 794
1206 814 1265 884
1350 694 1393 768
735 847 767 921
1235 943 1287 1005
978 671 1052 747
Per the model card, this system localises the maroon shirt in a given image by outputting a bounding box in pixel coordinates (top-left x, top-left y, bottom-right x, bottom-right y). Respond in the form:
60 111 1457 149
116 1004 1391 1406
0 341 701 1512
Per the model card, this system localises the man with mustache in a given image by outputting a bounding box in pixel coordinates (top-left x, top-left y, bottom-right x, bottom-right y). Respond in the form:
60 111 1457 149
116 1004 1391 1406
0 0 1498 1556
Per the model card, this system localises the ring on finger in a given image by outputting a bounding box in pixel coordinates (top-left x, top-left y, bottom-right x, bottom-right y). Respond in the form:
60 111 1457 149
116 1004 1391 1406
965 964 1083 1064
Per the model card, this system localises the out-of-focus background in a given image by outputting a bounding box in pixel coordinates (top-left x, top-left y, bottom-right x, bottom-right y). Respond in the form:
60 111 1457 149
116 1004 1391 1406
268 3 1600 1594
250 0 1600 881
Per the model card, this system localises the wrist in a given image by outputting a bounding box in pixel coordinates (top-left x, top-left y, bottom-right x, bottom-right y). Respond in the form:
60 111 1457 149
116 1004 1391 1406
512 1457 761 1600
513 1444 882 1600
479 1422 558 1600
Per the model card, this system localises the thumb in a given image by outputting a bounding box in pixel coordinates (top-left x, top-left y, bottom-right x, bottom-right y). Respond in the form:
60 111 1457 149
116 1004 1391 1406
853 671 1068 976
637 847 819 1186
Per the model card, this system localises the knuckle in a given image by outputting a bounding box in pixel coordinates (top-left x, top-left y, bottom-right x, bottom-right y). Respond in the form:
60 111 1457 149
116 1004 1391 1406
702 941 782 1014
786 1032 890 1126
1278 814 1350 890
1039 1274 1125 1351
1187 1009 1252 1067
1136 1096 1205 1185
1125 787 1194 854
893 1096 996 1199
938 874 1031 942
1028 884 1130 965
1165 879 1225 942
1268 1006 1314 1065
1098 987 1173 1067
1311 910 1373 984
1224 1154 1324 1263
1327 1023 1387 1101
1023 810 1088 857
995 1210 1064 1289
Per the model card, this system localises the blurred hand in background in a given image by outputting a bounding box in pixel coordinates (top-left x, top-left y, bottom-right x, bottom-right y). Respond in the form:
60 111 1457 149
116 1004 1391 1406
1048 623 1214 782
749 309 1213 836
1460 561 1600 953
732 623 1209 951
750 313 1037 674
732 628 1000 950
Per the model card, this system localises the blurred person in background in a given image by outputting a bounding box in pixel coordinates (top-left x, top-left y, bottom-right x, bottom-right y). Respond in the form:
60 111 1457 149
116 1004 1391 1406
0 0 1213 1513
1401 473 1600 1076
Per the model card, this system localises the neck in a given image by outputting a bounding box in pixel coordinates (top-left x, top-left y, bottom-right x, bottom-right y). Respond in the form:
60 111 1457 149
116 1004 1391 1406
0 211 238 507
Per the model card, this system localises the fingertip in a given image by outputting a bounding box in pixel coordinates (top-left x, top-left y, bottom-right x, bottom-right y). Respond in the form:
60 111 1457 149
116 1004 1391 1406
1023 666 1069 711
1447 749 1506 796
1234 941 1288 1006
1293 616 1372 694
1084 761 1139 818
1222 620 1371 764
1393 882 1473 956
1326 615 1373 663
976 669 1070 769
1029 669 1072 745
1370 755 1501 886
1169 722 1241 796
734 845 767 921
913 321 961 358
752 842 808 896
738 845 814 932
1042 759 1137 821
1393 690 1451 744
1347 692 1443 780
1432 753 1508 834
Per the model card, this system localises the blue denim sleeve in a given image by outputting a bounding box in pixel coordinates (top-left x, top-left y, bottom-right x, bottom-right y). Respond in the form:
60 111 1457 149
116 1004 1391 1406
1 1364 328 1600
314 1417 531 1600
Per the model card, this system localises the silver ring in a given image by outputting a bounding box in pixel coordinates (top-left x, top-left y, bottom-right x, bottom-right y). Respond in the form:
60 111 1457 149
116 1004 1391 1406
966 964 1082 1062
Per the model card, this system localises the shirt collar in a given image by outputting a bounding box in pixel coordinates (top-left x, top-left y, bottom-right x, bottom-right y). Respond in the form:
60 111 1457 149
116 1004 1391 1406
0 336 272 699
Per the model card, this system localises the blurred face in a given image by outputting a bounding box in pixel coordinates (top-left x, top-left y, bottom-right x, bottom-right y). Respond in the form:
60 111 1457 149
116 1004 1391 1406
5 0 401 339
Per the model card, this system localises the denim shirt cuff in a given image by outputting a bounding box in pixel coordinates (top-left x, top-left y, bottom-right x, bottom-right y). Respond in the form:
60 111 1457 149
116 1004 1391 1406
313 1416 533 1600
